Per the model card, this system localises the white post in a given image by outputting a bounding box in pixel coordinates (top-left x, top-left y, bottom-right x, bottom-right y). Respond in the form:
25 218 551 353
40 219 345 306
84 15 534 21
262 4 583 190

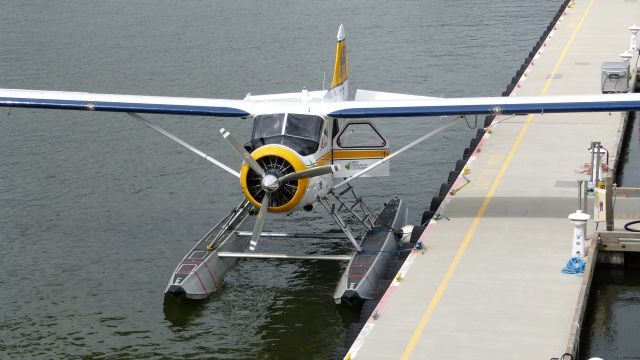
629 24 640 52
568 210 590 258
620 50 633 62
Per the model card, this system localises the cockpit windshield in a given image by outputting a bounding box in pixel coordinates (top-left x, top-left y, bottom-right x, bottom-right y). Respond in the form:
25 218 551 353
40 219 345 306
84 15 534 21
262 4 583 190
247 113 324 156
252 113 323 141
285 114 323 141
251 113 285 139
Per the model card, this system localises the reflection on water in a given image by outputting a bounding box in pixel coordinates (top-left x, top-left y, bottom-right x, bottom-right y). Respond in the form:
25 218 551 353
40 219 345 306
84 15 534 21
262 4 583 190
163 295 208 327
580 265 640 359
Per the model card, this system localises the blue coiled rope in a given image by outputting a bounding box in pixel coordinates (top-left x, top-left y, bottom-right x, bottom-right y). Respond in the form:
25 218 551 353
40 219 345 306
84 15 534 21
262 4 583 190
561 257 586 275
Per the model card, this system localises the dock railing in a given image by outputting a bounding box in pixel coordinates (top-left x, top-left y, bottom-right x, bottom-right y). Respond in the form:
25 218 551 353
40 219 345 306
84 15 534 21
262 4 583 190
597 230 640 252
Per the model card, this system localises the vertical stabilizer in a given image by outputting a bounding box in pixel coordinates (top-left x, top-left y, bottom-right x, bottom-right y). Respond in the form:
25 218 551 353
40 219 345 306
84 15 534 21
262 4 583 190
325 24 349 101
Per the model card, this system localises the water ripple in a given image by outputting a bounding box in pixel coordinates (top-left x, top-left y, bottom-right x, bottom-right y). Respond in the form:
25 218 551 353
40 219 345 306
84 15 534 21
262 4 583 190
1 0 560 358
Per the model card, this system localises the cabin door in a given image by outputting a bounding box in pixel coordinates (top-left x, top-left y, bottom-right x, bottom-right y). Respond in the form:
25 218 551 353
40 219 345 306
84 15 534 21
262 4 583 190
332 120 390 179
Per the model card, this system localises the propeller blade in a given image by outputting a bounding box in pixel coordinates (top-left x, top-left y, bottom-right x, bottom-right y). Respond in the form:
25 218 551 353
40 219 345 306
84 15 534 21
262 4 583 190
279 164 340 183
250 192 270 251
219 128 265 177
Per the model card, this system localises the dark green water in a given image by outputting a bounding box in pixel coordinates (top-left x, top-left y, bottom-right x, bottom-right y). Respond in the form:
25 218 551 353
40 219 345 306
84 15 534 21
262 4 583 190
580 266 640 359
617 112 640 187
1 1 560 358
579 112 640 360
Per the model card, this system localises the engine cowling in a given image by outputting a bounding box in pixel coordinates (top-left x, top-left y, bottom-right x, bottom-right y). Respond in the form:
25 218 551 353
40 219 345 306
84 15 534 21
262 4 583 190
240 145 310 213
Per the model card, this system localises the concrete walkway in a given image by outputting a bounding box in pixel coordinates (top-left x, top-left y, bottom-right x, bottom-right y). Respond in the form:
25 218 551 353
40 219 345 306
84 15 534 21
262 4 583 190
349 0 640 358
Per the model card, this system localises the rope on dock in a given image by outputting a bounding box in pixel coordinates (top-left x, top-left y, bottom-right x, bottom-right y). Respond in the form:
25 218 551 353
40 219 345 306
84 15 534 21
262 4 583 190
561 257 586 275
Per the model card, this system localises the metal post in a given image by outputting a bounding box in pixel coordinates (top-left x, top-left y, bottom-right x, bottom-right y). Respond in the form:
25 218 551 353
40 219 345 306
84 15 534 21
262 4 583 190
595 143 600 183
590 141 604 186
589 141 601 187
595 143 604 183
577 180 584 210
605 176 614 231
583 178 588 212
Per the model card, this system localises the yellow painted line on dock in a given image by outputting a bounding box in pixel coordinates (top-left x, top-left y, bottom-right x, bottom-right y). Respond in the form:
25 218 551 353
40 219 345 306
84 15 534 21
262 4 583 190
399 1 597 358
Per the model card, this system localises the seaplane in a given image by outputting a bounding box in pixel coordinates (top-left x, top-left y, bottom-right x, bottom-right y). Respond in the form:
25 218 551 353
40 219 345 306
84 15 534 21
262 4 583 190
3 25 640 304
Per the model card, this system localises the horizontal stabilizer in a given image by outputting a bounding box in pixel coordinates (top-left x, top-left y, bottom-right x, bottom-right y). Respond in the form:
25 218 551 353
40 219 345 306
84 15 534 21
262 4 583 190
355 89 441 101
244 90 327 102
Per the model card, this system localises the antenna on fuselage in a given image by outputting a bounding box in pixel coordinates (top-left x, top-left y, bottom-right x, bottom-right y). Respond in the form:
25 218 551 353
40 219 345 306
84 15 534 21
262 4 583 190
323 72 326 91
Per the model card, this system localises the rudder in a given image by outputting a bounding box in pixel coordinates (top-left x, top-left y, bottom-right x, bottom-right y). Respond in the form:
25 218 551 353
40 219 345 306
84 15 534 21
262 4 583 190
325 24 348 101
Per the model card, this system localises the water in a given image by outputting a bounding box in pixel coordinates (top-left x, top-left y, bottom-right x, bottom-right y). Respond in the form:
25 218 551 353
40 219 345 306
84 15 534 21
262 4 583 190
579 112 640 359
617 112 640 187
580 267 640 360
0 1 560 358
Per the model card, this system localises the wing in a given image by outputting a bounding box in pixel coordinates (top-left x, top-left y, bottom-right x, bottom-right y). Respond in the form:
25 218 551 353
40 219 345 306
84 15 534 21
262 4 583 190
319 93 640 118
5 88 640 119
0 88 252 117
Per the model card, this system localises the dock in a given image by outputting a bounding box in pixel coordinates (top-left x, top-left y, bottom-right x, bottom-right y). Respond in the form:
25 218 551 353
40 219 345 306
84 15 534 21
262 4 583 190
346 0 640 358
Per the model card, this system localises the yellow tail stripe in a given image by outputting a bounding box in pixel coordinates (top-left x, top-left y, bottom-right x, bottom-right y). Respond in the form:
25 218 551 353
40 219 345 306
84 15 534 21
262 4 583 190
330 39 348 88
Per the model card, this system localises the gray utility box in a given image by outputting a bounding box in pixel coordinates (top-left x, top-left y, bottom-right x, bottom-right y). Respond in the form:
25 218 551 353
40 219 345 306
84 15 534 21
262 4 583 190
601 61 630 93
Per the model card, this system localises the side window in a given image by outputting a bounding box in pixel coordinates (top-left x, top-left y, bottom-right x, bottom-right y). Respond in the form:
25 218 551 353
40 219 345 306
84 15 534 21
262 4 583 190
337 123 386 148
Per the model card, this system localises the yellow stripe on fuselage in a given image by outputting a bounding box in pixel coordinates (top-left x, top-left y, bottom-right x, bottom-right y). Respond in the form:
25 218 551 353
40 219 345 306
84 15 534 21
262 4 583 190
333 149 389 159
317 152 333 165
316 149 389 166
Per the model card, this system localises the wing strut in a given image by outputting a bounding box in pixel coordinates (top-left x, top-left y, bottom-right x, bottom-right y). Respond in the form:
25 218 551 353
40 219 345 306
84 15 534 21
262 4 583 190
128 112 240 178
333 118 461 189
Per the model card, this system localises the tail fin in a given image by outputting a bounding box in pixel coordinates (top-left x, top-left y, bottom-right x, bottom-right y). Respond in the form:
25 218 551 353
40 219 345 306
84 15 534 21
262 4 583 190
325 24 348 101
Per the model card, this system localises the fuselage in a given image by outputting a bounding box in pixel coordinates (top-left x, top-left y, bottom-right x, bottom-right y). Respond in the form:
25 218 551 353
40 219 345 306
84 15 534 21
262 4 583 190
238 112 390 213
240 113 334 213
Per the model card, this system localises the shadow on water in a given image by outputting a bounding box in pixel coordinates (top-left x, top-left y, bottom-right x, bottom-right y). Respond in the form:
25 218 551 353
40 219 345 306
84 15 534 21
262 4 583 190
163 293 210 327
579 265 640 360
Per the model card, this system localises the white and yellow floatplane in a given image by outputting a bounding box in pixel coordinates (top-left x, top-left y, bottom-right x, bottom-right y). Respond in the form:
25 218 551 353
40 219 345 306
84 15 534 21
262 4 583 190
3 25 640 303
